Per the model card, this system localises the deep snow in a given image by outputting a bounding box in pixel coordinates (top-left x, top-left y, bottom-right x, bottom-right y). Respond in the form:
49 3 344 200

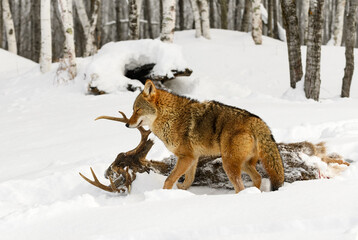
1 30 358 240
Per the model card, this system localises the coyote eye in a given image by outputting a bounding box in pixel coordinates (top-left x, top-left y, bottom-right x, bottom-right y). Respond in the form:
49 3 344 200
135 108 141 113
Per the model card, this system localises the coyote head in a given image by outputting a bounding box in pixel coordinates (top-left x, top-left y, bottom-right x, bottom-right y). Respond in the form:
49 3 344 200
126 80 157 128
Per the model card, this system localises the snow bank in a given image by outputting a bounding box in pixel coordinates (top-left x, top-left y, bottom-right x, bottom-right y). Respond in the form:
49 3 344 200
1 29 358 240
80 39 188 93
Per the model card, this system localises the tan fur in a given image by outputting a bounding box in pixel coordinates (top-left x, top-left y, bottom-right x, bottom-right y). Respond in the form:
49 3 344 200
127 81 285 193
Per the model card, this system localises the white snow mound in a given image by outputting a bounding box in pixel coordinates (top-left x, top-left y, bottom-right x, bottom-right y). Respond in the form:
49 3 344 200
81 39 189 93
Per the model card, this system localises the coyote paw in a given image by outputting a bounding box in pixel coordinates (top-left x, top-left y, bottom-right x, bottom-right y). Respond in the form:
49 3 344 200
176 182 189 190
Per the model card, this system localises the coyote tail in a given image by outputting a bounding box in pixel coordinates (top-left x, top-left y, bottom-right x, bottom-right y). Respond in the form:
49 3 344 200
256 129 285 191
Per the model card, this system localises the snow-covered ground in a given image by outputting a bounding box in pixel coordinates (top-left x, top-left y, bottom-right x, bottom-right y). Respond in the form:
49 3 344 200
1 30 358 240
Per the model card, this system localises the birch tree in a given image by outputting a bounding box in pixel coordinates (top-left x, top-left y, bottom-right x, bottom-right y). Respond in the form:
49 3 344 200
128 0 139 40
252 0 262 44
57 0 76 83
304 0 325 101
74 0 100 57
2 0 17 54
281 0 303 88
160 0 176 43
341 0 358 98
40 0 52 73
300 0 309 44
198 0 210 39
190 0 211 39
331 0 346 46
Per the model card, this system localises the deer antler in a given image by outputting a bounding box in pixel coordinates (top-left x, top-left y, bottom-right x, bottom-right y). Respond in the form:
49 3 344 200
95 111 151 155
80 111 152 194
79 167 126 193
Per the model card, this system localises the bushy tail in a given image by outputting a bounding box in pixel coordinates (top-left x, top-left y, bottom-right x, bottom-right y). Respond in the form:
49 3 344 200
255 127 285 191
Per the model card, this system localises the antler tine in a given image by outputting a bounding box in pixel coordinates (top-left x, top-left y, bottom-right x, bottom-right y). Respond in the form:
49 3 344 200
118 111 129 122
79 167 122 193
95 110 129 123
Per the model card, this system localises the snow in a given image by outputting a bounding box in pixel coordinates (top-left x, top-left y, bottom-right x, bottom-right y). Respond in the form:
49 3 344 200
1 29 358 239
83 39 188 93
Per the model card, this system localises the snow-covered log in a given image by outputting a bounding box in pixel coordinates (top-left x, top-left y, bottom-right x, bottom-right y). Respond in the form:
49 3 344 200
2 0 17 54
83 39 191 94
160 0 176 43
40 0 52 73
56 0 77 83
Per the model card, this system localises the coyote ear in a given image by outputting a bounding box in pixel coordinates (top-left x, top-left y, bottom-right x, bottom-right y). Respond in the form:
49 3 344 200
143 80 156 98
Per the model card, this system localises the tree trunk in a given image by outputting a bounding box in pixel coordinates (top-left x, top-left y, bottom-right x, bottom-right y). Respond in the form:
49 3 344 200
86 0 100 56
300 0 309 44
198 0 211 39
341 0 358 98
219 0 228 29
2 0 17 54
190 0 202 38
115 0 121 41
235 0 243 31
252 0 262 44
31 0 41 62
241 0 251 32
209 0 215 28
304 0 325 101
0 0 3 49
179 0 185 30
281 0 303 88
273 0 279 39
268 0 273 37
57 0 77 83
160 0 175 43
144 0 154 38
40 0 52 73
128 0 139 40
332 0 346 46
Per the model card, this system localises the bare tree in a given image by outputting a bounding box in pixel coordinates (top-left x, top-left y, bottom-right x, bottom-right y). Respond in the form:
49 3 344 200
160 0 176 43
331 0 346 46
74 0 100 57
300 0 309 44
190 0 202 38
281 0 303 88
341 0 358 98
2 0 17 54
128 0 139 40
40 0 52 73
219 0 228 29
190 0 211 39
304 0 325 101
56 0 76 83
252 0 262 44
241 0 251 32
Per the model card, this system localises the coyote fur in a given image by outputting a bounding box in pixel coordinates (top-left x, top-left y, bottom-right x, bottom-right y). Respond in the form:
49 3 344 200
126 80 285 192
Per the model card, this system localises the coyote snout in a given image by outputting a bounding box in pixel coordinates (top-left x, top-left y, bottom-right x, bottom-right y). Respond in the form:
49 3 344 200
127 80 285 193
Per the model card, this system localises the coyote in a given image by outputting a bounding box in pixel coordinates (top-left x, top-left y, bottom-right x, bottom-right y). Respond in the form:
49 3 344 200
126 80 285 192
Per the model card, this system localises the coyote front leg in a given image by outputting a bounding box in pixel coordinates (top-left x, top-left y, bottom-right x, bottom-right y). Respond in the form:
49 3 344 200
163 155 196 189
177 158 199 190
